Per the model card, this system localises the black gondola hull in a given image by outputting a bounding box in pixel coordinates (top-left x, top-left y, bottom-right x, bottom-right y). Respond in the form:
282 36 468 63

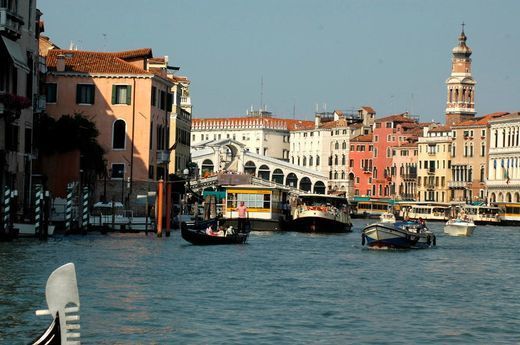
180 219 250 245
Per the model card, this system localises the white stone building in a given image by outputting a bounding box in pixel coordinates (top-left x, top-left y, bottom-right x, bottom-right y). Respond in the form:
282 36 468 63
487 112 520 203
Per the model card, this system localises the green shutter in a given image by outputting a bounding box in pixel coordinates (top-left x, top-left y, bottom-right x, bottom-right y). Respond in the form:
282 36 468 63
90 85 95 104
126 85 132 105
76 84 81 104
111 85 116 104
167 93 173 111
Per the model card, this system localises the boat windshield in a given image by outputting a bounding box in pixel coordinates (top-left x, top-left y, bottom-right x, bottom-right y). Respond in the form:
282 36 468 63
300 196 347 208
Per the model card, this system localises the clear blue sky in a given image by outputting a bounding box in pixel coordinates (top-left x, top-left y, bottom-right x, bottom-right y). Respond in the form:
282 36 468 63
39 0 519 122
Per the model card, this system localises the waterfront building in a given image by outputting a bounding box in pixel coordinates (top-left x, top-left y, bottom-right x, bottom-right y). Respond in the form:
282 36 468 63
45 48 175 203
445 26 476 126
348 134 373 197
449 112 509 203
147 56 192 175
371 113 418 198
290 107 375 196
487 112 520 203
1 1 43 215
416 125 452 202
392 142 419 200
192 109 313 165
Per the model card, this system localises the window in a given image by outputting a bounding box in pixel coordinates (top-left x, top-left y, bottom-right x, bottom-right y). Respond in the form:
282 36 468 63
76 84 95 104
111 163 125 179
112 120 126 149
112 85 132 105
151 86 157 106
46 83 57 103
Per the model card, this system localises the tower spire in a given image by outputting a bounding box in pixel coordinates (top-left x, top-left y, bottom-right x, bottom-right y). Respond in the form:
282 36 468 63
445 25 476 125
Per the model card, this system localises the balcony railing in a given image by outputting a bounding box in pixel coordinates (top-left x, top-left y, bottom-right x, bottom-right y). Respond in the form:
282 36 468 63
0 9 23 39
427 169 436 175
156 150 170 164
402 173 417 180
448 181 470 188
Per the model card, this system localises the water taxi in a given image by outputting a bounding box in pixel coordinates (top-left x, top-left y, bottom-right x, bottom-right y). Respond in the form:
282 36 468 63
399 202 450 221
493 202 520 225
444 217 476 236
222 185 288 231
352 199 393 218
461 204 502 225
280 194 352 233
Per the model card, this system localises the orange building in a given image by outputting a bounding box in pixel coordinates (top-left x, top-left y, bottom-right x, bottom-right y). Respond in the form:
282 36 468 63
45 48 174 203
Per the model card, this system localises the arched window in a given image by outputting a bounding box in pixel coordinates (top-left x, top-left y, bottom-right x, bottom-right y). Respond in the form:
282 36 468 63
112 119 126 149
342 155 346 165
303 156 307 166
341 171 345 179
316 155 320 166
334 171 338 179
309 156 313 166
334 155 338 165
335 142 339 150
342 141 346 149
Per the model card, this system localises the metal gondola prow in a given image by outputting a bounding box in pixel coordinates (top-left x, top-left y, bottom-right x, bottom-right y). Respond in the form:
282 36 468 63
32 263 81 345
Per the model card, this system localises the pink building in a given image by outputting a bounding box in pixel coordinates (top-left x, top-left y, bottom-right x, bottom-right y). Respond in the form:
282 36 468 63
349 134 373 197
372 114 418 198
45 48 174 202
392 142 419 200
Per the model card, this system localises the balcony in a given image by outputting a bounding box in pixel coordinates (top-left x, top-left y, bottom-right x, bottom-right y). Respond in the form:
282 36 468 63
448 181 469 188
0 8 24 39
402 173 417 180
156 150 170 164
426 183 436 190
427 169 436 175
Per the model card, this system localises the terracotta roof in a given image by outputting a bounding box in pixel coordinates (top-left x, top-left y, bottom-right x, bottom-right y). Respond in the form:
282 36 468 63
110 48 153 60
430 125 452 132
349 123 363 130
375 113 415 124
320 118 349 129
360 106 375 113
488 112 520 123
170 75 190 83
148 57 166 64
396 142 418 148
39 35 60 56
192 117 314 131
351 134 373 142
452 112 510 127
47 49 151 75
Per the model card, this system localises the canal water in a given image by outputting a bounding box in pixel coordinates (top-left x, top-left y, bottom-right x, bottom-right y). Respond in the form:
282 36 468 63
1 219 519 344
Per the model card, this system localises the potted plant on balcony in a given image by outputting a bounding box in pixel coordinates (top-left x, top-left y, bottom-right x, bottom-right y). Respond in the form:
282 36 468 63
0 93 31 120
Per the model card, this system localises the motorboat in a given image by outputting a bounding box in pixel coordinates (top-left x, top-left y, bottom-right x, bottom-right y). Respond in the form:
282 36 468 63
362 220 436 249
280 194 352 233
15 223 55 237
30 263 80 345
379 212 396 223
444 218 476 236
181 218 250 245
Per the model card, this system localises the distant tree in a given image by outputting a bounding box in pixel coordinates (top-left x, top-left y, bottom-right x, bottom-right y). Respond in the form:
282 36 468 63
38 113 105 187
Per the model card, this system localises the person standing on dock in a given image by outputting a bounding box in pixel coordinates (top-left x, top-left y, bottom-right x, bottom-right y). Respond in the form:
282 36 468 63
237 201 248 232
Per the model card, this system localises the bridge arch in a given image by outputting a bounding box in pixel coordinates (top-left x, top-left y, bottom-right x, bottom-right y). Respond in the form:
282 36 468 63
272 168 284 184
300 177 312 192
313 181 326 194
258 164 270 180
244 161 256 175
201 159 214 175
286 173 298 188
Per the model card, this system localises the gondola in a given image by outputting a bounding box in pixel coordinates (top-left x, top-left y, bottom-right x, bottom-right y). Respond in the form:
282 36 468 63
180 218 250 245
30 263 81 345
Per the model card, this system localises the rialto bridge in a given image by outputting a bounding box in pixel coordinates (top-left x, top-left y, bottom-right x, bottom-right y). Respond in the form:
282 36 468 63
191 139 328 194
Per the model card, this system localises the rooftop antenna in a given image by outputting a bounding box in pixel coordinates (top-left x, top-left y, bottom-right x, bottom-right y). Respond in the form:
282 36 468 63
260 75 263 111
293 101 296 119
102 33 107 51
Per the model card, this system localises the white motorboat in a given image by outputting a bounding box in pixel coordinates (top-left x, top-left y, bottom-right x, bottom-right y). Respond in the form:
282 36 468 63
379 212 396 223
444 218 476 236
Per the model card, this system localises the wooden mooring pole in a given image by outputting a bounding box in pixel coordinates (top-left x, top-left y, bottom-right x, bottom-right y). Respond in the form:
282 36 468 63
165 183 171 237
157 179 163 237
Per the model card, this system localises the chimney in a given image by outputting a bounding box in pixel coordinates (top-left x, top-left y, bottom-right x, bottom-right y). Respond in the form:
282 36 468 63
315 113 320 128
56 54 65 72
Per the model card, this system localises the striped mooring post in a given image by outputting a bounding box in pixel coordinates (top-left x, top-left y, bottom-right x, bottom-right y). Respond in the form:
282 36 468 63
65 183 73 231
3 188 11 231
34 185 43 235
81 186 89 229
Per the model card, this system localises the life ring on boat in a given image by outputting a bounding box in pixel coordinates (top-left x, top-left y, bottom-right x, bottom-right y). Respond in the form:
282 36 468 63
361 233 366 246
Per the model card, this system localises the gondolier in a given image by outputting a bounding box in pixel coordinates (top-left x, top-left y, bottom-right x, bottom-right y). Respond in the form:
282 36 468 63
237 201 248 232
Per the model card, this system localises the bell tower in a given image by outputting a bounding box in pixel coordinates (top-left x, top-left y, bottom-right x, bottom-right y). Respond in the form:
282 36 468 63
445 24 476 125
